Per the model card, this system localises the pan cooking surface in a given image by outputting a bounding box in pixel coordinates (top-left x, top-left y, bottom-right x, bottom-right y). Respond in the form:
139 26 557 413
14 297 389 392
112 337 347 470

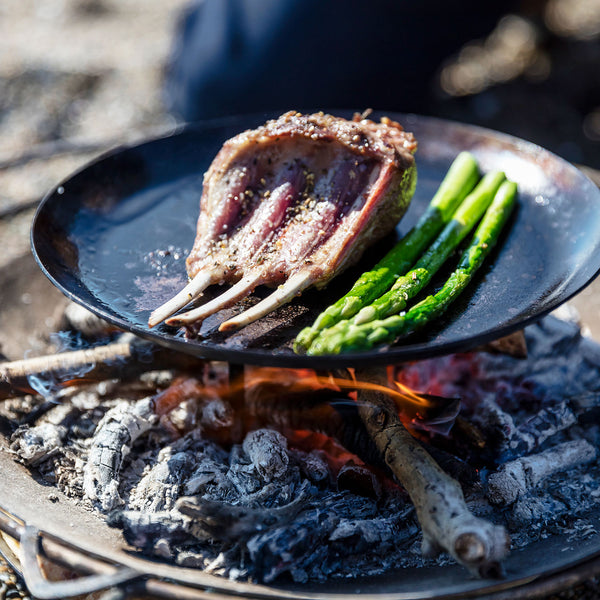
31 112 600 367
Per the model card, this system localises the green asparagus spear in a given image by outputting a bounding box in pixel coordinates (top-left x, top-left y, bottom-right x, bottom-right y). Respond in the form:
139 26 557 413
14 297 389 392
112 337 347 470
307 170 507 355
293 151 480 353
309 180 517 354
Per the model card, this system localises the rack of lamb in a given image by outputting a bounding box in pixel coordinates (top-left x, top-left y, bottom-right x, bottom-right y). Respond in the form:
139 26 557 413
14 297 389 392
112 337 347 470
149 111 417 334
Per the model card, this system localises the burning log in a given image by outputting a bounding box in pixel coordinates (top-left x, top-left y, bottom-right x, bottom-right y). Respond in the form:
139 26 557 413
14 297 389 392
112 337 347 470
0 336 203 400
354 366 509 577
487 439 598 505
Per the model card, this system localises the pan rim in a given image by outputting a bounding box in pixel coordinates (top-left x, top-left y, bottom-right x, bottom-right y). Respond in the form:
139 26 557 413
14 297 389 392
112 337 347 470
30 111 600 368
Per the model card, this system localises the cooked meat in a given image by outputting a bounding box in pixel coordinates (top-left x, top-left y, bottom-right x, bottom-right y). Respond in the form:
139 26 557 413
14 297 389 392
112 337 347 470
148 111 417 333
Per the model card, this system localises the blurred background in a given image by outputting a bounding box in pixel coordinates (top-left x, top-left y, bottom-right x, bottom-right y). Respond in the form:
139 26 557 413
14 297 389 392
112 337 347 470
0 0 598 259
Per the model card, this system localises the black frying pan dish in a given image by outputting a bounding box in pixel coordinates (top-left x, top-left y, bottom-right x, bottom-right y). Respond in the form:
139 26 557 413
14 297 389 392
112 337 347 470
31 112 600 368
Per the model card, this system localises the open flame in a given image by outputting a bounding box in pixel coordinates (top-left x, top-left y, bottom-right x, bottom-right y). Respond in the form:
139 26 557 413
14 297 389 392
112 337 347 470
154 365 460 438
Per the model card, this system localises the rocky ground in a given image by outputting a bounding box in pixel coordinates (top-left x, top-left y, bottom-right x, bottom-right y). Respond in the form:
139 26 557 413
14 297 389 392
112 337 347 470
0 0 189 265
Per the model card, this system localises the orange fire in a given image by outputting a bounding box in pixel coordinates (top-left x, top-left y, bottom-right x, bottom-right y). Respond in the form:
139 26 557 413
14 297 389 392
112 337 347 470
155 365 458 436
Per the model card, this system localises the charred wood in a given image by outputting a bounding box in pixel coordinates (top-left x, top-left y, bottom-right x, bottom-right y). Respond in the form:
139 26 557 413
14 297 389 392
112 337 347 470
83 396 159 511
242 429 289 482
127 449 198 512
508 495 569 530
245 493 415 583
0 337 203 400
472 397 579 461
108 509 193 555
487 439 598 505
10 422 67 466
355 367 509 577
512 400 577 454
295 449 330 483
176 481 312 542
475 330 527 358
336 463 383 499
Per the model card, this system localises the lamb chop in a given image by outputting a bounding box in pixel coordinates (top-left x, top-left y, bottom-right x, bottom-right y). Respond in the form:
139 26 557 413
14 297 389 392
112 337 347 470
148 111 417 333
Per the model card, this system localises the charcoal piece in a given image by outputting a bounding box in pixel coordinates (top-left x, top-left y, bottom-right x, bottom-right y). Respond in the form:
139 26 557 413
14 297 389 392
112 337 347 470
293 449 330 483
109 509 192 552
139 370 176 389
487 439 598 505
83 396 158 512
336 463 382 499
581 335 600 368
183 456 233 498
224 432 302 503
570 391 600 417
469 396 578 462
199 396 233 430
158 381 234 434
226 461 267 497
241 480 302 508
242 380 390 474
470 397 517 455
10 422 67 466
508 496 568 529
511 400 577 455
176 480 312 542
242 429 289 482
126 429 229 506
172 428 229 458
246 505 341 582
528 316 582 359
127 450 197 512
164 398 198 432
329 514 410 552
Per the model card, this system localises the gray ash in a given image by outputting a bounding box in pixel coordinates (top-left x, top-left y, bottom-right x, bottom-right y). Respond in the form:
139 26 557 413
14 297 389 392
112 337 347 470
3 314 600 583
395 314 600 548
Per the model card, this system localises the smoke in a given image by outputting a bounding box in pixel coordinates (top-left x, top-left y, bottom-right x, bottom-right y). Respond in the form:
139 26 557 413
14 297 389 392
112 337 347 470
25 330 95 402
